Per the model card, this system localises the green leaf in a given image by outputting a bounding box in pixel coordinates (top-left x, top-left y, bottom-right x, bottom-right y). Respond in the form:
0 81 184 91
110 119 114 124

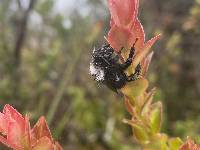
141 88 156 116
123 119 149 143
121 78 148 104
168 138 183 150
149 102 162 134
132 124 149 143
143 134 168 150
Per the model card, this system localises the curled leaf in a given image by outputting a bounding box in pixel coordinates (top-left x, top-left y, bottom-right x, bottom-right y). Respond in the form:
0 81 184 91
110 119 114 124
131 34 161 71
123 119 149 143
144 133 168 150
124 97 135 115
141 52 154 77
31 116 53 142
133 124 149 144
141 88 156 114
149 102 163 134
168 138 183 150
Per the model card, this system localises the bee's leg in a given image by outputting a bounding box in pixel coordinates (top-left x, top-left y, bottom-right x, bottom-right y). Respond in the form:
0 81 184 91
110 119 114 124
104 44 110 47
113 47 124 62
119 47 124 54
120 46 135 70
127 64 141 81
120 38 138 70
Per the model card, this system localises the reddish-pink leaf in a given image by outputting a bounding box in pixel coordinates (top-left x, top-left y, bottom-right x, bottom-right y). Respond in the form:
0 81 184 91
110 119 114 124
32 137 54 150
179 138 200 150
0 105 31 149
3 105 25 133
0 136 21 150
0 112 9 135
54 141 63 150
109 0 138 26
131 34 161 70
131 19 145 52
143 34 161 53
107 25 135 51
31 116 53 141
110 18 115 27
7 121 24 148
24 115 31 149
0 105 63 150
135 0 139 19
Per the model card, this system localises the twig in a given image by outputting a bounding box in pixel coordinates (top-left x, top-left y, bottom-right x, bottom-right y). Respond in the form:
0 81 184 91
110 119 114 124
12 0 37 99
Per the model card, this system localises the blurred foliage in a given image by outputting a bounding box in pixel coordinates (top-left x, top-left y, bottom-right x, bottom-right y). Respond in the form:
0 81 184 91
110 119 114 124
0 0 199 149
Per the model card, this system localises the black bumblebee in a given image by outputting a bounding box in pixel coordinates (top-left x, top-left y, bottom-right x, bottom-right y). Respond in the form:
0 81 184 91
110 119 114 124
90 39 141 92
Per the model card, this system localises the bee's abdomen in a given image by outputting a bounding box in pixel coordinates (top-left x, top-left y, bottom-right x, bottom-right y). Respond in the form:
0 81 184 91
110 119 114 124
104 68 127 90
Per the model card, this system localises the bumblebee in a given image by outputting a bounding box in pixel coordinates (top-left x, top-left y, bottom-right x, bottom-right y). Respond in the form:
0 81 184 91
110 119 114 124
90 40 141 92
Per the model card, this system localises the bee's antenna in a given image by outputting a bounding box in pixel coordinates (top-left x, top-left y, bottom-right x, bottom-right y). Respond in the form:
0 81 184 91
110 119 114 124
133 38 139 47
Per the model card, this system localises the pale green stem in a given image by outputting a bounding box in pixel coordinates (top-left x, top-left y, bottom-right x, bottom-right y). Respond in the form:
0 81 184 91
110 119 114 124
46 47 82 124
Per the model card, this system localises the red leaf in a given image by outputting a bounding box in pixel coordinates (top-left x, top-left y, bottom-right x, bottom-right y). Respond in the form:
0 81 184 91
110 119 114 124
107 25 135 51
31 116 53 141
0 112 9 135
0 136 21 150
143 34 161 52
32 137 54 150
131 34 161 70
179 138 200 150
109 0 138 26
3 105 25 133
7 121 24 148
131 19 145 52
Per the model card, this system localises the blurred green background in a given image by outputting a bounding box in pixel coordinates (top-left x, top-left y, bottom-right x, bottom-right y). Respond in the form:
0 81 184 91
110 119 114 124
0 0 200 149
